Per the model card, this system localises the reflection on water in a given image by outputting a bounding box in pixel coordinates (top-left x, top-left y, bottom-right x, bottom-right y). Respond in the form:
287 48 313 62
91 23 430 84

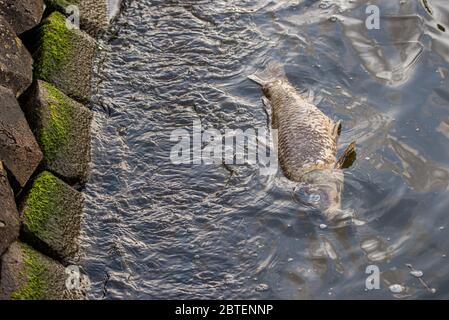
80 0 449 299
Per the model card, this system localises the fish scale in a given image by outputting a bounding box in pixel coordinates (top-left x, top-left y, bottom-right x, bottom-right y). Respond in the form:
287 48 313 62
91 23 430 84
267 79 338 181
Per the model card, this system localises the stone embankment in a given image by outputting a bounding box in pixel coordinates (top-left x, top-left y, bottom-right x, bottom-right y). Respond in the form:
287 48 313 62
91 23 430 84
0 0 121 299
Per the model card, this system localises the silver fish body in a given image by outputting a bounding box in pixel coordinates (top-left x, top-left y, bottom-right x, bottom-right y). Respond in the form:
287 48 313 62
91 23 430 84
250 65 352 221
263 79 340 181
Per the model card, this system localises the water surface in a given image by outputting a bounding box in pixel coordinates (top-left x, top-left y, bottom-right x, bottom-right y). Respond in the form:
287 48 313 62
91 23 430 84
81 0 449 299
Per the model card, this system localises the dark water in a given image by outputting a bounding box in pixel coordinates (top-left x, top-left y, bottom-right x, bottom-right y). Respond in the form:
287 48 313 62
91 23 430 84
80 0 449 299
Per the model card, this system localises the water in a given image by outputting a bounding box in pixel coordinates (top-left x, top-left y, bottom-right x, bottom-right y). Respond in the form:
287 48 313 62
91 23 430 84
80 0 449 299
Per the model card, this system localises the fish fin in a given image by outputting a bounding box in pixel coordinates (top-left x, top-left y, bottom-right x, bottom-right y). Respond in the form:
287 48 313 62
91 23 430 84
248 60 285 86
332 120 342 139
248 74 266 86
336 141 356 169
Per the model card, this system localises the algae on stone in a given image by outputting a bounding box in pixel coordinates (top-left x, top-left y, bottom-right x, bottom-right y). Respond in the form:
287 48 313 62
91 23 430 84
31 11 97 102
39 81 73 162
21 80 92 184
32 12 72 84
0 242 68 300
44 0 111 37
20 171 83 261
11 244 52 300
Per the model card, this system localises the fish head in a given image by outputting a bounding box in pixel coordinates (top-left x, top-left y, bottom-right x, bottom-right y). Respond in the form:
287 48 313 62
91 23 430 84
295 169 345 221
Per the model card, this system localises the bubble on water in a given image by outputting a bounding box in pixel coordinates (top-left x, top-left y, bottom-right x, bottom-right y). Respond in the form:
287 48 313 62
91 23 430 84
389 284 404 294
353 218 366 226
410 270 423 278
255 283 269 292
288 258 294 262
329 16 338 22
319 2 331 9
319 224 327 229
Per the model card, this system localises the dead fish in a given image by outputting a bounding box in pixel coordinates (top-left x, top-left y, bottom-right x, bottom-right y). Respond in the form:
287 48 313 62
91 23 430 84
249 62 356 220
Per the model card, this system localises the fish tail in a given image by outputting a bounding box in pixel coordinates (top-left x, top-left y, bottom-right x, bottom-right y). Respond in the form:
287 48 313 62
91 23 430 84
248 60 286 86
247 74 266 86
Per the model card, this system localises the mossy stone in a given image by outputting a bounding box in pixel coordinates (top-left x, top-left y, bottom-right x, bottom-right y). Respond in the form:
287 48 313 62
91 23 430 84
31 11 97 102
19 171 83 261
44 0 110 37
0 242 68 300
21 80 92 185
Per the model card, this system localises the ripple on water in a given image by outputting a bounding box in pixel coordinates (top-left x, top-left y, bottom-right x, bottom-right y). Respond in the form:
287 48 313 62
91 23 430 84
81 0 449 299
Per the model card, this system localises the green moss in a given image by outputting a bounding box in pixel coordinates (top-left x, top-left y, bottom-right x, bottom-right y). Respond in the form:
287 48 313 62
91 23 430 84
38 82 74 162
11 244 49 300
22 172 61 238
33 12 73 82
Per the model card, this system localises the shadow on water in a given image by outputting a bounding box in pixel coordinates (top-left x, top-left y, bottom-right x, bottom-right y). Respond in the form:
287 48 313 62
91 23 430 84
80 0 449 299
